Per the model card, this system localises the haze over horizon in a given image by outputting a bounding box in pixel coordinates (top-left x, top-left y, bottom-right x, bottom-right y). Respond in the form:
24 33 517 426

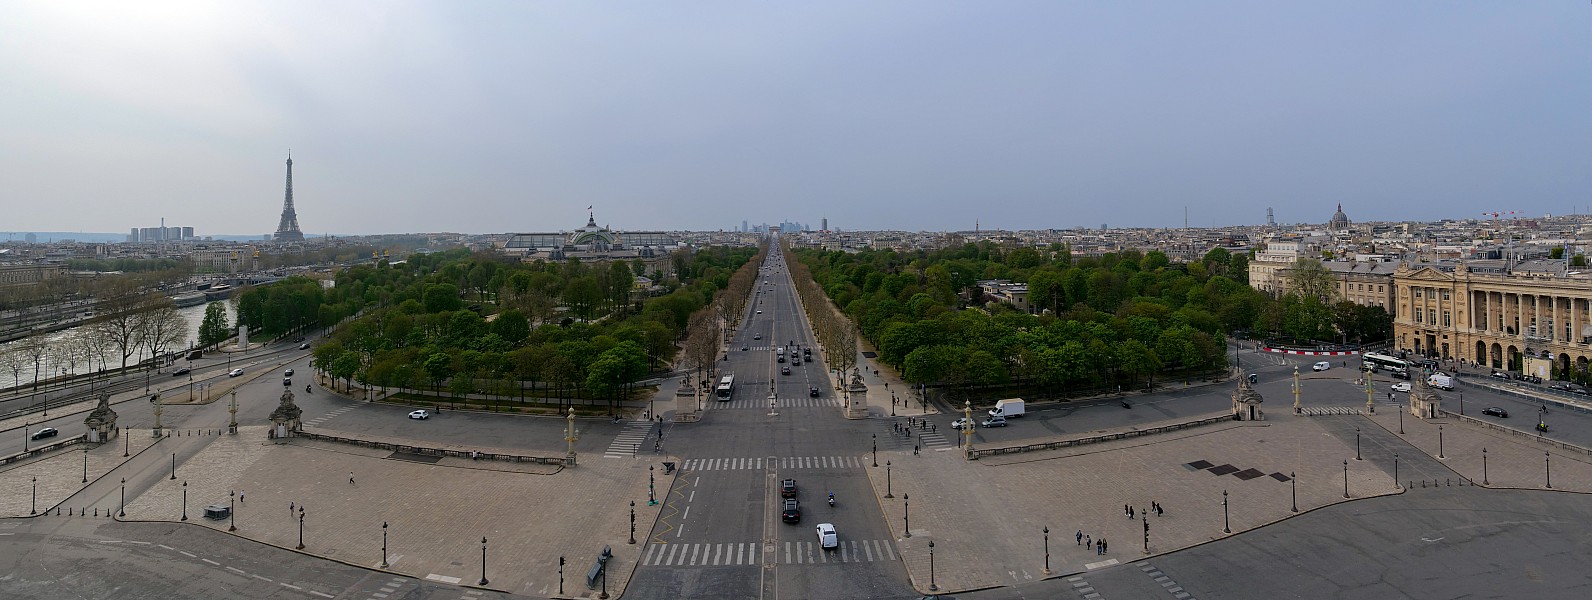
3 1 1587 236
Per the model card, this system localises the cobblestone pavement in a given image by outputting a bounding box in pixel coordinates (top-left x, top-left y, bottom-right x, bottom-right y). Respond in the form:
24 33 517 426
0 431 166 517
5 426 673 599
869 413 1405 595
1362 408 1592 492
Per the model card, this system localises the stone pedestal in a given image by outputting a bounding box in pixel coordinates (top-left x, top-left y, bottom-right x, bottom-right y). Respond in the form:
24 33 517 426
845 370 869 419
1409 376 1442 419
268 389 303 439
237 324 249 348
1231 374 1264 421
83 394 119 443
674 375 701 422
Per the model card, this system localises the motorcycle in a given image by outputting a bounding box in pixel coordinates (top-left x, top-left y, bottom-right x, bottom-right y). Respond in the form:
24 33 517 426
827 493 835 507
1121 400 1132 409
305 385 312 393
1537 422 1550 433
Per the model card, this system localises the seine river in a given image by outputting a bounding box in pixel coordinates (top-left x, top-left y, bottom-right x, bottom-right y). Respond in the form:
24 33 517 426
0 301 236 389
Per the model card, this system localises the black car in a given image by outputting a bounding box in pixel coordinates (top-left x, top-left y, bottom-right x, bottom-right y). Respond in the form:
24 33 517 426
781 366 791 376
803 347 811 357
809 386 820 397
30 427 59 440
780 478 798 498
172 367 191 377
781 498 801 523
284 368 294 377
778 355 785 363
1482 407 1509 418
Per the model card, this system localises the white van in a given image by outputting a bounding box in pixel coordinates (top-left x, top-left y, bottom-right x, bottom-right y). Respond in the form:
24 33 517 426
1312 361 1331 372
815 523 838 549
1428 373 1454 391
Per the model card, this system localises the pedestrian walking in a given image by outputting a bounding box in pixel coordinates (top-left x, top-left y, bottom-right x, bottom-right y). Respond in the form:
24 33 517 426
932 423 937 433
1124 504 1130 517
239 490 245 504
1085 535 1091 550
1102 538 1108 554
1095 539 1103 555
349 472 356 484
290 501 294 514
1157 504 1164 516
1076 530 1083 545
913 444 919 455
1127 505 1134 519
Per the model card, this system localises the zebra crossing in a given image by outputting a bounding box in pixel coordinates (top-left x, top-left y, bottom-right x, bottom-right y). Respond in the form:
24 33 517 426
709 397 840 410
603 420 655 458
678 455 867 471
884 419 953 449
641 539 897 567
303 404 362 428
1300 406 1364 416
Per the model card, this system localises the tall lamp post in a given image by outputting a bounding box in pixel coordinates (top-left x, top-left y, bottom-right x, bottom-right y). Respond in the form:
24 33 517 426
228 490 237 532
229 391 239 434
1355 427 1362 460
31 476 37 515
903 493 911 538
629 501 636 544
1222 490 1230 534
1546 451 1552 489
119 477 126 517
82 445 88 483
928 540 937 591
295 507 305 550
1042 526 1051 575
479 537 489 586
885 461 893 498
181 481 188 521
381 521 389 568
1343 460 1350 498
1290 471 1297 512
872 434 877 467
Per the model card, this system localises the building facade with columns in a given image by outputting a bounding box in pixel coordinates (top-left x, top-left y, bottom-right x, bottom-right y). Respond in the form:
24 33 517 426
1392 260 1592 378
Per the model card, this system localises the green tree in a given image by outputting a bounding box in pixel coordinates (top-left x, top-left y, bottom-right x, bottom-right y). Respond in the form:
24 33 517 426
197 302 231 349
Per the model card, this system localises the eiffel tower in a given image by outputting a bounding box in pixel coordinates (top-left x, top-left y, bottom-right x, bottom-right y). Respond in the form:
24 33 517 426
274 152 305 242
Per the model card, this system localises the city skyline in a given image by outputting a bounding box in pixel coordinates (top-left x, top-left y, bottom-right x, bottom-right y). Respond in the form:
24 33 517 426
2 2 1587 235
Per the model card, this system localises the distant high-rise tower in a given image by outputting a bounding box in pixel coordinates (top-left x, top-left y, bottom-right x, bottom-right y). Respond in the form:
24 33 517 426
274 153 305 242
1267 207 1275 227
821 217 827 232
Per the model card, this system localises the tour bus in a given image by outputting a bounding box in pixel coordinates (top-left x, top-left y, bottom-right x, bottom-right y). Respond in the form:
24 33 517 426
716 374 735 401
1362 352 1411 374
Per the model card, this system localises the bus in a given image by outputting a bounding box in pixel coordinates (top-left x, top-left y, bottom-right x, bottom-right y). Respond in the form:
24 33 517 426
1362 352 1411 374
716 374 734 401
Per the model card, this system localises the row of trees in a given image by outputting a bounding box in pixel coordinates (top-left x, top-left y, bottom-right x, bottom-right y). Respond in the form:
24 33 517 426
294 246 759 409
795 242 1389 401
0 288 189 392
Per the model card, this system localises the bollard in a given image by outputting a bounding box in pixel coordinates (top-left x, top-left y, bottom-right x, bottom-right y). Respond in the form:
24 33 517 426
69 507 73 516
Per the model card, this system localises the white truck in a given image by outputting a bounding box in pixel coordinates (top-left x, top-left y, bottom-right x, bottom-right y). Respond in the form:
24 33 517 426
988 398 1026 419
1428 373 1454 391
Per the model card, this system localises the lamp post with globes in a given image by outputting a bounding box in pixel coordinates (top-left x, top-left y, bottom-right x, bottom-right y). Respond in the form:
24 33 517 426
928 540 937 591
1042 527 1051 575
381 521 389 568
479 537 489 586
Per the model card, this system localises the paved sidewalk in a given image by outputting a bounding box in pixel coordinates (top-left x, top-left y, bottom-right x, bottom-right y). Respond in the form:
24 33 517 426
6 426 677 599
1363 409 1592 492
0 431 168 517
869 413 1403 595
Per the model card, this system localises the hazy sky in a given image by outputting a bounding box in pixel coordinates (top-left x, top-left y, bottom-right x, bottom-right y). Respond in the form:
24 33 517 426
3 1 1587 236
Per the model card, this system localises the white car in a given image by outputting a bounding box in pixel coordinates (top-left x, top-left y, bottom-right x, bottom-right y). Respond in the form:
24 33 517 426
407 410 431 420
228 368 244 377
1391 382 1411 393
1312 361 1331 372
815 523 838 549
951 418 972 430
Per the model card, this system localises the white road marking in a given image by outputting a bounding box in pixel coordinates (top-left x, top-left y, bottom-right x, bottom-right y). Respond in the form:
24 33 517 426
225 567 246 574
158 544 174 550
1085 558 1120 569
179 551 196 558
281 583 303 590
310 591 334 598
1422 536 1445 542
682 506 691 520
201 558 220 565
252 575 273 582
424 574 462 584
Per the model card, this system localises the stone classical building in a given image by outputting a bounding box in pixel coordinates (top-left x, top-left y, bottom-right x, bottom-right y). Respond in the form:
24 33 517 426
1323 261 1398 313
501 211 677 262
1392 260 1592 377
